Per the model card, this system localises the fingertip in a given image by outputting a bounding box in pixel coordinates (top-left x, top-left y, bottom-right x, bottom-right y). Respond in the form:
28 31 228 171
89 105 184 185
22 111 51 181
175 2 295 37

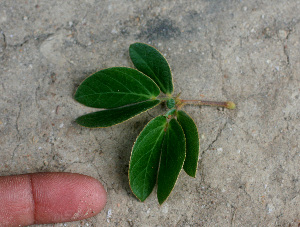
31 172 107 224
76 173 107 217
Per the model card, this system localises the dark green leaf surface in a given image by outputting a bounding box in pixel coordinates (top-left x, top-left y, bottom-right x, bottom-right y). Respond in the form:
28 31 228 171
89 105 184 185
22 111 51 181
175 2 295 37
157 119 186 204
177 110 200 177
129 43 173 94
75 67 160 108
129 116 167 201
76 100 160 128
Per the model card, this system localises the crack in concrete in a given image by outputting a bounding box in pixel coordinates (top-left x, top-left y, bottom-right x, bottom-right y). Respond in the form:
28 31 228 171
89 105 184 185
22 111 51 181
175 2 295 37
63 159 107 187
10 104 22 163
209 40 216 60
198 121 228 183
1 83 5 92
247 52 257 74
34 86 39 108
11 144 20 163
203 121 228 154
49 125 55 163
147 111 155 118
282 29 292 66
2 23 92 51
15 103 22 139
280 18 300 68
5 32 56 49
242 186 253 202
7 39 29 48
0 29 7 51
90 162 107 186
230 205 237 227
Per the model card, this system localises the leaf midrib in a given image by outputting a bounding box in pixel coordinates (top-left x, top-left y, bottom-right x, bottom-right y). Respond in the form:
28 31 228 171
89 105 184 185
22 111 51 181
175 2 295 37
131 124 166 196
78 68 158 100
130 126 165 171
76 90 152 99
142 128 165 197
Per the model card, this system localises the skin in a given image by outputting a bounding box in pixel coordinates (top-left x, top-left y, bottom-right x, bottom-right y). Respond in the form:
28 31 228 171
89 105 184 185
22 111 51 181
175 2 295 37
0 172 107 227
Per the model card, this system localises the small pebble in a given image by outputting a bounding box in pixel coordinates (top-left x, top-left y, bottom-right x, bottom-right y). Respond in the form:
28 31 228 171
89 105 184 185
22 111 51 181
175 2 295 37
278 30 287 39
162 204 169 214
107 209 112 222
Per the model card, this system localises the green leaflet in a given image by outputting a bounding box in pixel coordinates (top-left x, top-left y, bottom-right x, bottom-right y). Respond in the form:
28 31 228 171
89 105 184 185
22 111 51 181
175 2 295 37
74 67 160 109
129 43 173 95
177 110 200 177
76 100 160 128
157 119 186 204
129 116 167 201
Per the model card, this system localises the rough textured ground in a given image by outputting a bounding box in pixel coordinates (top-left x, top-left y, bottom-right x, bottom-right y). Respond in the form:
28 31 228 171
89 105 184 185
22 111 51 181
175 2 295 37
1 0 299 226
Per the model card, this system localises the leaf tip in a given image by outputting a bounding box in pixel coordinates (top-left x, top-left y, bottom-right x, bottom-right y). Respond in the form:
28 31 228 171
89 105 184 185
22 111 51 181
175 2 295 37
158 197 165 205
185 170 196 178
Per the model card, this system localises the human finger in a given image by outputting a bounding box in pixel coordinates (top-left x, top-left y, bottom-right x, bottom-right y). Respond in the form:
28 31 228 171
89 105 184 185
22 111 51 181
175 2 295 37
0 172 107 227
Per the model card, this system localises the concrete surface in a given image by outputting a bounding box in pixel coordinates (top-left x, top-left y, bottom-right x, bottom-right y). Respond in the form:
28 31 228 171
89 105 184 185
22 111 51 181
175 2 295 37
0 0 299 226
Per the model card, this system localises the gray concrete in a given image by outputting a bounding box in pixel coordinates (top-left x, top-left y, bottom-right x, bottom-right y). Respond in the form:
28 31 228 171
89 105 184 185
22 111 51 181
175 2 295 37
1 0 299 226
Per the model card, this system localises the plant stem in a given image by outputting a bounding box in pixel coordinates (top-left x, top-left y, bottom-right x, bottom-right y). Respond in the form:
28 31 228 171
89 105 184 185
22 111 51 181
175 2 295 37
179 99 236 109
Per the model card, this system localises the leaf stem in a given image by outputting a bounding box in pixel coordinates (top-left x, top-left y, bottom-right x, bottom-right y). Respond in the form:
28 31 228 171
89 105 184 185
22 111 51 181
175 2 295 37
178 99 236 110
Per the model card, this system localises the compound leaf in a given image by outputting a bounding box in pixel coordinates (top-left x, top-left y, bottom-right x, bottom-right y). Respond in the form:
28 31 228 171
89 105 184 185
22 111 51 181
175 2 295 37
129 43 173 95
129 116 167 201
157 119 186 204
76 100 160 128
75 67 160 109
177 110 200 177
